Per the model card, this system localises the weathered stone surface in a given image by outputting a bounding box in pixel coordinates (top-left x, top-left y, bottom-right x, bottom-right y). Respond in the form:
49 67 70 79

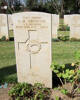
0 14 9 39
69 15 80 39
64 15 80 39
64 15 71 26
8 14 13 30
52 14 59 39
12 12 52 88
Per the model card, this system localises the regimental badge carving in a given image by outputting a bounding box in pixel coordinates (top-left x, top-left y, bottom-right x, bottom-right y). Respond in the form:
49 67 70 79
26 40 41 54
18 30 48 54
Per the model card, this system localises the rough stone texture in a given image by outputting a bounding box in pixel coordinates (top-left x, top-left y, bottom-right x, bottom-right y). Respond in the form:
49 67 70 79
12 12 52 88
52 14 59 39
8 14 13 30
70 15 80 39
0 14 9 39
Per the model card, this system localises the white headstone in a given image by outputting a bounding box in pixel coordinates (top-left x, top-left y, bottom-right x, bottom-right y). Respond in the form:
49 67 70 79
52 14 59 39
0 14 9 39
8 14 13 30
12 12 52 88
70 15 80 39
64 15 71 26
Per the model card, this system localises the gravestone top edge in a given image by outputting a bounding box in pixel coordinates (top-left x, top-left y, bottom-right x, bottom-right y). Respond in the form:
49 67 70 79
12 11 52 15
12 11 59 16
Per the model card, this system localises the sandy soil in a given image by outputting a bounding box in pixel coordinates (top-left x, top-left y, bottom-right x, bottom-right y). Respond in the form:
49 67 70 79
0 88 10 100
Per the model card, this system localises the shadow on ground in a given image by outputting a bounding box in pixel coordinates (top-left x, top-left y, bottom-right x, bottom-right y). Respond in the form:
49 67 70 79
0 65 17 83
0 63 73 86
52 72 61 88
52 63 72 88
9 37 14 41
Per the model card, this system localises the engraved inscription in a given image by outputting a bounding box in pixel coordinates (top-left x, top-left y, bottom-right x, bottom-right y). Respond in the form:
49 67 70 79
13 12 52 88
16 16 48 30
